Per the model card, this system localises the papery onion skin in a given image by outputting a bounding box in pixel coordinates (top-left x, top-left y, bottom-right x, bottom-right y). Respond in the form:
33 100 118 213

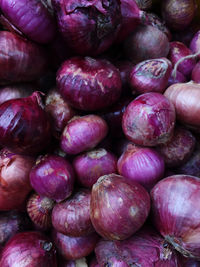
122 92 176 147
0 31 47 84
30 154 74 203
0 92 51 155
190 30 200 56
192 61 200 83
52 229 99 260
117 145 165 190
61 115 108 155
73 148 117 188
90 173 150 240
151 175 200 259
124 25 170 64
129 58 172 95
57 57 122 111
52 0 121 56
168 70 186 87
0 0 56 44
0 231 57 266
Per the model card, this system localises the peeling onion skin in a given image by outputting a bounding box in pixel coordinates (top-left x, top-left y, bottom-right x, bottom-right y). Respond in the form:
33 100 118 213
60 115 108 155
57 57 122 111
151 175 200 259
122 92 176 147
90 174 150 240
0 0 56 44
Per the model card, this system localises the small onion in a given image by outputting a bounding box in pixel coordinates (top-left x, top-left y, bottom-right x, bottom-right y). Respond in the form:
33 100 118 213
30 154 75 203
90 174 150 240
60 115 108 155
190 30 200 56
192 61 200 83
122 92 176 146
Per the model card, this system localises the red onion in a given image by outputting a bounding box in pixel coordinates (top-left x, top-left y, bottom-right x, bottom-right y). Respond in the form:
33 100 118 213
164 82 200 127
0 31 47 84
0 231 57 266
157 126 196 168
192 61 200 83
0 0 56 44
73 149 117 188
168 70 187 87
122 92 176 146
117 145 165 190
162 0 196 30
52 0 121 56
60 115 108 155
27 193 54 230
135 0 152 10
52 189 94 236
0 92 51 155
124 25 170 64
45 89 75 138
30 154 74 203
129 58 172 95
90 173 150 240
57 57 122 111
190 30 200 56
52 229 99 260
151 175 200 259
0 148 34 210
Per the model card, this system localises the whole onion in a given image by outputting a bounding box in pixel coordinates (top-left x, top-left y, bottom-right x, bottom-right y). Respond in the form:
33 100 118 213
0 231 57 266
0 31 47 84
117 145 165 190
57 57 122 111
168 70 187 87
124 25 170 64
52 229 99 260
30 154 74 203
190 30 200 56
162 0 196 30
60 115 108 155
0 0 56 44
52 0 121 55
151 175 200 259
0 92 51 155
52 189 94 236
90 173 150 240
122 92 176 146
129 58 172 95
0 148 34 210
73 148 117 188
135 0 152 10
192 61 200 83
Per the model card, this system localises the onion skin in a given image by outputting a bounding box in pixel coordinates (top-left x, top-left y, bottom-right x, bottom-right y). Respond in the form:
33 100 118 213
30 154 74 203
117 145 165 190
61 115 108 155
52 229 99 260
57 57 122 111
192 61 200 83
129 58 172 95
122 92 176 146
151 175 200 259
0 0 56 44
0 231 57 266
168 70 186 87
190 30 200 56
90 174 150 240
0 31 47 84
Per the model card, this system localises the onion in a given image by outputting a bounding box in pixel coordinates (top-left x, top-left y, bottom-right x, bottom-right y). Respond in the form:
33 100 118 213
57 57 122 111
190 30 200 56
124 25 170 64
192 61 200 83
52 229 99 260
90 173 150 240
168 70 187 87
151 174 200 259
0 31 47 84
117 145 165 190
60 115 108 155
0 0 56 44
52 0 121 56
27 192 54 230
135 0 152 10
162 0 196 30
0 92 51 155
0 231 57 266
129 58 172 95
0 148 34 210
164 82 200 127
122 92 176 146
30 154 74 203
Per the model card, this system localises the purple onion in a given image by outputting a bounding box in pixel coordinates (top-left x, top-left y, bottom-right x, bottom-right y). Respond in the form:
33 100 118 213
168 70 187 87
190 30 200 56
192 61 200 83
30 154 75 203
